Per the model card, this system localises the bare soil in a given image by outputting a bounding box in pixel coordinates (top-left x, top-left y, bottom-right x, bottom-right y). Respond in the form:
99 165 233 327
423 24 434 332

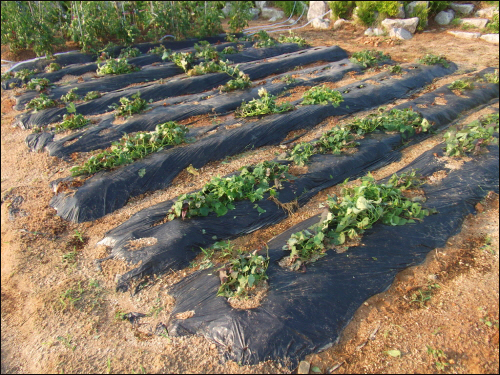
1 13 499 375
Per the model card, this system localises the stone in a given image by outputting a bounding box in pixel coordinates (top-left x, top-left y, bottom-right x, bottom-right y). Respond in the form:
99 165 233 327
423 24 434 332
364 28 374 36
255 1 267 9
460 18 490 29
221 2 232 17
435 9 455 25
249 8 260 20
389 27 413 40
406 1 429 17
307 1 328 21
450 3 474 15
381 17 420 34
480 34 499 44
261 7 285 21
373 27 385 36
333 18 347 30
298 361 311 374
396 2 406 18
447 30 481 39
311 18 331 29
475 6 499 19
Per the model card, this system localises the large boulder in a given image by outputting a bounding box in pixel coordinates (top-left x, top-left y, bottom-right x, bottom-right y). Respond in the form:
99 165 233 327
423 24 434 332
364 27 385 36
389 27 413 40
480 34 499 44
475 7 499 18
333 18 348 30
311 18 331 29
435 9 455 25
406 1 429 17
447 30 481 39
396 2 406 18
307 1 329 21
249 8 260 20
255 1 267 10
261 7 285 21
460 18 490 28
381 17 420 34
450 3 474 15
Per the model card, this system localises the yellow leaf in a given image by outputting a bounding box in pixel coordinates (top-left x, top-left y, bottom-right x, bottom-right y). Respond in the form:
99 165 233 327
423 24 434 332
186 164 199 176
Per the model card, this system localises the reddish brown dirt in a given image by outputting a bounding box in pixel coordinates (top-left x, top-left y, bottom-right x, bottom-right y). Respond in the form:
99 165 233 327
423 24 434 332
1 10 499 375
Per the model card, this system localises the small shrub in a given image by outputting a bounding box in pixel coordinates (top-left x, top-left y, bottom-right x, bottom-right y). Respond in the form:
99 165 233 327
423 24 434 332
236 88 294 117
118 47 141 59
25 93 57 111
60 88 81 103
389 64 402 74
354 1 378 26
485 12 499 33
25 77 52 91
227 1 254 33
407 3 429 31
328 1 356 21
350 49 390 69
83 91 102 101
97 58 140 75
110 92 149 118
417 54 450 68
45 62 61 73
281 74 297 84
302 85 344 106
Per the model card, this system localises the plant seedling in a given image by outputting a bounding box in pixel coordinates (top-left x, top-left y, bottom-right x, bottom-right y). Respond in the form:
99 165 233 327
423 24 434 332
301 85 344 106
350 49 390 69
417 54 450 68
110 92 148 118
25 93 57 111
236 88 294 117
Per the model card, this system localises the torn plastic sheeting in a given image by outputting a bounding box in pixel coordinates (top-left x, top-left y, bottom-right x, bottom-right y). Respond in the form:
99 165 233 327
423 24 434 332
1 34 242 89
166 140 499 367
42 58 361 157
13 42 298 110
14 46 348 129
48 61 461 223
99 132 400 291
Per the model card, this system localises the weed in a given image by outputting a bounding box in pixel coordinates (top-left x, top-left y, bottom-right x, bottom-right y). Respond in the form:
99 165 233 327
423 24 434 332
57 335 76 351
45 62 61 72
118 47 141 59
302 85 344 106
410 283 440 308
417 54 450 68
25 93 57 112
448 79 474 91
25 77 52 91
443 113 499 157
114 309 127 321
350 50 390 69
217 247 270 298
167 161 291 220
73 229 85 242
71 121 188 176
148 298 164 318
62 249 78 264
60 88 81 103
110 92 149 118
427 346 449 371
485 12 499 33
97 58 140 75
236 88 294 117
84 91 102 101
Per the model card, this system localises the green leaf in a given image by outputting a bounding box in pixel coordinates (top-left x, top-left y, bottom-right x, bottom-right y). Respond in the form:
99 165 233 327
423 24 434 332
138 168 146 178
311 366 321 373
385 349 401 357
